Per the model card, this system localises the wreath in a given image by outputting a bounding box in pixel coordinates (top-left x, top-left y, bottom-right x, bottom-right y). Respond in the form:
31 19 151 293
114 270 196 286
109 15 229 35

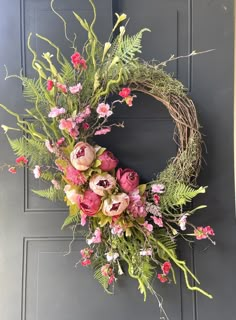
0 0 214 317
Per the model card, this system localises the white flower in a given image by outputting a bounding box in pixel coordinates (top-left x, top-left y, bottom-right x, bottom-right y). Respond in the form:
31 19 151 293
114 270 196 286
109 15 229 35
33 165 41 179
140 249 152 256
179 214 188 231
105 252 119 262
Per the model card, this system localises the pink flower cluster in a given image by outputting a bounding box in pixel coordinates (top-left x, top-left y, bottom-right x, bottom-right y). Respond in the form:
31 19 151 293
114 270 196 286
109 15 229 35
101 264 115 285
157 261 172 283
80 248 93 266
194 226 215 240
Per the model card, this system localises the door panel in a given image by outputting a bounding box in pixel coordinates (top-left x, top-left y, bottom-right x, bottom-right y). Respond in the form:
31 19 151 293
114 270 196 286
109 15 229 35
0 1 235 320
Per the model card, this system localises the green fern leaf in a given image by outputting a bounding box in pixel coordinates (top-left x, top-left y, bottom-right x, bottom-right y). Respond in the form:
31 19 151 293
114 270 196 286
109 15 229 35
32 186 64 201
61 214 80 230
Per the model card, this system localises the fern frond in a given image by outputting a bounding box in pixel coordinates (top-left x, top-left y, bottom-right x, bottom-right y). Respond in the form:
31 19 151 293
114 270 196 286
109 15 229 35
32 186 64 201
61 214 80 229
61 57 75 84
22 77 45 104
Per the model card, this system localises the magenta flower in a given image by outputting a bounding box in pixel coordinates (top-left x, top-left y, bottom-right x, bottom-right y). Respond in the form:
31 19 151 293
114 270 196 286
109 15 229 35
157 274 168 283
87 228 102 245
116 168 139 193
96 103 113 118
69 83 82 94
89 173 116 196
94 127 111 135
48 107 66 118
98 150 118 171
70 142 95 171
65 165 87 185
33 165 41 179
119 87 131 98
78 190 101 216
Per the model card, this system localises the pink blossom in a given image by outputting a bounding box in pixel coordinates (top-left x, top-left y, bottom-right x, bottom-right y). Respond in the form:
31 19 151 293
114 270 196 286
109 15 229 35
125 96 134 107
81 213 87 226
45 140 55 153
128 188 147 218
48 107 66 118
151 215 163 227
110 224 124 237
69 127 80 138
16 156 28 164
194 226 215 240
80 248 93 259
96 103 113 118
56 137 65 147
204 226 215 236
179 215 187 231
81 259 91 266
101 264 115 285
59 118 74 131
51 179 60 190
47 79 54 91
140 248 152 256
66 165 87 185
87 228 102 245
153 194 160 205
151 184 165 194
82 122 90 130
119 87 131 98
33 165 41 179
69 83 82 94
94 127 111 135
157 274 168 283
161 262 172 275
56 83 67 93
143 221 153 233
8 167 16 174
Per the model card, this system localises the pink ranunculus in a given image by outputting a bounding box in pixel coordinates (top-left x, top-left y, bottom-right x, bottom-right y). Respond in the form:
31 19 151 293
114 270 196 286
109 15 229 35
157 274 168 283
33 165 41 179
56 83 67 93
48 107 66 118
78 190 101 216
94 127 111 135
102 193 130 217
89 173 116 196
66 165 87 185
119 87 131 98
151 184 165 194
70 142 95 171
98 150 118 171
116 168 139 193
45 140 55 153
69 83 83 94
87 228 102 245
64 185 79 205
161 262 172 275
151 215 163 227
47 79 54 91
143 221 153 233
96 103 113 118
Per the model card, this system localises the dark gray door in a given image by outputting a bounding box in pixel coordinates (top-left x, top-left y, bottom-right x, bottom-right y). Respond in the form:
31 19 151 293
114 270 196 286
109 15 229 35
0 1 234 319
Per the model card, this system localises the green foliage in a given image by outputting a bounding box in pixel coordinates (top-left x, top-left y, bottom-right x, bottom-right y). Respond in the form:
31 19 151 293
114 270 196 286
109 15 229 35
22 77 45 104
32 186 64 201
7 136 52 166
61 214 80 230
61 57 75 84
160 182 206 212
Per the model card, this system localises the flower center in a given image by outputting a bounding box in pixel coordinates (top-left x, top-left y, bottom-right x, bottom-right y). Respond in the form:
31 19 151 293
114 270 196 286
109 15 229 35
76 146 86 158
80 203 89 210
129 172 135 180
111 202 121 211
97 179 110 188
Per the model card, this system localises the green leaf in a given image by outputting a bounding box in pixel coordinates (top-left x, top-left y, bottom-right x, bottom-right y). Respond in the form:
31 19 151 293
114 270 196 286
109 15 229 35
61 214 80 230
32 186 65 201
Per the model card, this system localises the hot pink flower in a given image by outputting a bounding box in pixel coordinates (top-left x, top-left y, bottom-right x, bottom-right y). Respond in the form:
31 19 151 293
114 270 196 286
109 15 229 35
71 52 81 67
102 193 130 217
89 173 116 196
47 79 54 91
151 184 165 194
143 221 153 233
81 259 91 266
70 142 95 171
59 118 74 131
33 165 41 179
69 83 82 94
87 228 102 245
66 166 87 185
94 127 111 135
204 226 215 236
16 156 28 165
82 122 90 130
194 227 208 240
153 194 160 205
161 262 172 275
151 215 163 227
116 168 139 193
56 137 65 147
56 83 67 93
119 87 131 98
96 103 113 118
45 140 55 153
48 107 66 118
78 190 101 216
98 150 118 171
79 58 87 70
157 274 168 283
8 167 16 174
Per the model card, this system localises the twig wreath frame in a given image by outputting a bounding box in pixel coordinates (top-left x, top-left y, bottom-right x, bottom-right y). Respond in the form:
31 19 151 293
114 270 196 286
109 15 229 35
0 1 215 318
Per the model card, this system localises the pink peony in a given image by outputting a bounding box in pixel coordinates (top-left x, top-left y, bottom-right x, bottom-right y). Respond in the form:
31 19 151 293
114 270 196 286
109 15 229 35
98 150 118 171
151 215 163 227
65 165 87 185
87 228 102 245
48 107 66 118
94 127 111 135
119 87 131 98
33 165 41 179
89 173 116 196
102 193 130 217
78 190 101 216
96 103 113 118
161 262 172 275
64 185 79 205
116 168 139 193
70 142 95 171
69 83 82 94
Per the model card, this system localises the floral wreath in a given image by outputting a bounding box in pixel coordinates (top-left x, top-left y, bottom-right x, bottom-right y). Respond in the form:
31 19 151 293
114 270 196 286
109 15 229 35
0 0 215 317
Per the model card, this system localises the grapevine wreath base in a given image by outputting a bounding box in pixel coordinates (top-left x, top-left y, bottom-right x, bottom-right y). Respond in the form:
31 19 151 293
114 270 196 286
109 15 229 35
0 1 214 318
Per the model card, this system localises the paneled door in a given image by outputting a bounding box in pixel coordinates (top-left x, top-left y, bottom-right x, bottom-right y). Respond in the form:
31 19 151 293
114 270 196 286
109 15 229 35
0 1 234 319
